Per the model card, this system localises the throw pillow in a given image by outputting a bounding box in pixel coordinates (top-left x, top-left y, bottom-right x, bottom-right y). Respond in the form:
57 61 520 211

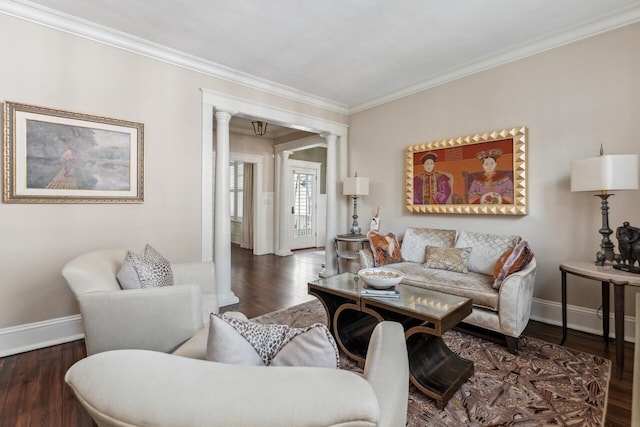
207 314 339 368
116 244 174 289
400 228 457 263
368 231 402 267
454 231 520 275
424 246 471 273
493 240 534 289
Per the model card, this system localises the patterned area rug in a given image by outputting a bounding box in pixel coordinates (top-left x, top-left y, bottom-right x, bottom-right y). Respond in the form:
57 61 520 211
253 299 611 427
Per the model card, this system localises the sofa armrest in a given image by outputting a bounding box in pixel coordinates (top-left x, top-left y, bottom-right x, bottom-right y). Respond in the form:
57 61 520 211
66 350 381 427
359 248 375 269
78 284 204 355
497 257 538 337
363 321 409 427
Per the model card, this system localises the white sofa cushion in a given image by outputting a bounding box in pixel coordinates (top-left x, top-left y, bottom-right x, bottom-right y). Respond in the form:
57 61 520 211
400 227 456 263
455 231 519 275
207 314 339 368
392 262 499 310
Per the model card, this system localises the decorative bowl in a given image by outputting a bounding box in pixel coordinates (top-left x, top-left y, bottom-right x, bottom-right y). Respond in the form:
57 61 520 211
358 267 404 289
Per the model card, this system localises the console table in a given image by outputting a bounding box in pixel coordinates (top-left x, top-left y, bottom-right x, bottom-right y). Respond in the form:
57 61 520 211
560 261 640 379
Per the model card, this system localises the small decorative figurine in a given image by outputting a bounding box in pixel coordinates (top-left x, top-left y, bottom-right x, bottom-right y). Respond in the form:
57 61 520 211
613 222 640 274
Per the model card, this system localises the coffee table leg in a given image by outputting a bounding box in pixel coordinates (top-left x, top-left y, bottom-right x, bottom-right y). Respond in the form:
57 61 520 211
406 327 473 409
334 305 380 366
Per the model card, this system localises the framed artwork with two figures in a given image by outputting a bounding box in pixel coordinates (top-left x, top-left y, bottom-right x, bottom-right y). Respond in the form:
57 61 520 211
406 126 528 215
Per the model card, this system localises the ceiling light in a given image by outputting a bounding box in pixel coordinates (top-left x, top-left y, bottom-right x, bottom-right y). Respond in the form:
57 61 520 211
252 121 268 136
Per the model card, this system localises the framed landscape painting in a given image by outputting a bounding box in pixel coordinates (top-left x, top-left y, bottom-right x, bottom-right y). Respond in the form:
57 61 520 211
3 102 144 203
406 126 528 215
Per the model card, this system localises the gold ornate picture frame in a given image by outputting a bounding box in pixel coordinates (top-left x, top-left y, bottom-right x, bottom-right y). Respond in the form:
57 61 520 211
406 126 527 215
3 101 144 203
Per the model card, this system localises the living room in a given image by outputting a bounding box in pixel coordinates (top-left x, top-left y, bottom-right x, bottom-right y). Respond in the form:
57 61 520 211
1 1 640 426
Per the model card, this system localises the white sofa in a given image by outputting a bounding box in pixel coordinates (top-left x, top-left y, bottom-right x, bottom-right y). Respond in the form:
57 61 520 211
65 321 410 427
360 228 537 353
62 249 219 355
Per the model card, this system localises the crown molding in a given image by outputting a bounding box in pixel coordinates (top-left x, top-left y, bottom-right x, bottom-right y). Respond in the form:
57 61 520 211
350 3 640 114
3 0 639 116
0 0 349 115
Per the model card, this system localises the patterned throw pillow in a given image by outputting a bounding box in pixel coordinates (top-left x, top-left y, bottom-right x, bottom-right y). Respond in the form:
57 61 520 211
368 231 402 267
493 240 534 289
455 231 520 275
400 228 457 263
207 314 339 368
424 246 472 273
116 244 174 289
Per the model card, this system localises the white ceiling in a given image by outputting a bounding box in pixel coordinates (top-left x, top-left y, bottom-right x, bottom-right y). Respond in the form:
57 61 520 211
6 0 640 112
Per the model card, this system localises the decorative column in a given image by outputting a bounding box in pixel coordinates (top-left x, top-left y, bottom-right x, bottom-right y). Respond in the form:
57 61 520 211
320 134 338 277
214 110 239 306
276 150 293 256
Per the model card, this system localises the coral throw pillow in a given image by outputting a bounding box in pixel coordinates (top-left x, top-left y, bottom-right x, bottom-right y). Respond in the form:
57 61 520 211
492 240 534 289
368 231 402 267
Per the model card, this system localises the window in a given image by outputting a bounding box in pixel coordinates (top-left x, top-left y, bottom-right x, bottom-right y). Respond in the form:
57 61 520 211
229 161 244 221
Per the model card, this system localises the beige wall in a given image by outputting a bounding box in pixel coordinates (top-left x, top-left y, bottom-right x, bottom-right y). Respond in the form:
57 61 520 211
349 22 640 314
0 14 345 330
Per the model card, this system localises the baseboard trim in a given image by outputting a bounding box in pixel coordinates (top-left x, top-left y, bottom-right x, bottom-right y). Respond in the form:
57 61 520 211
0 314 84 357
530 297 636 343
218 292 240 307
0 298 635 357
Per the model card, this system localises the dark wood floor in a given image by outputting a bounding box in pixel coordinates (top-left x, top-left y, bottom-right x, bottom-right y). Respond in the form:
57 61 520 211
0 245 634 426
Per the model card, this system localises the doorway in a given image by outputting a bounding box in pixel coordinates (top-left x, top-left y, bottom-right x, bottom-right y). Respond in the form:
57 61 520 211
230 152 265 255
290 162 319 249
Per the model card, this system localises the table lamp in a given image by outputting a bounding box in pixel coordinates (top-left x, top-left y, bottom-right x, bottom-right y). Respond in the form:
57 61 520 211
570 151 638 265
343 174 369 235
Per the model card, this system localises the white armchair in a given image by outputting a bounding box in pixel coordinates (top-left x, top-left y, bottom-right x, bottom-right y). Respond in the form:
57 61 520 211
62 249 219 355
65 321 409 427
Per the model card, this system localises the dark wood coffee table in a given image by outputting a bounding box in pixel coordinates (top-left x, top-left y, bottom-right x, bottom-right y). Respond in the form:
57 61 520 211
308 272 474 409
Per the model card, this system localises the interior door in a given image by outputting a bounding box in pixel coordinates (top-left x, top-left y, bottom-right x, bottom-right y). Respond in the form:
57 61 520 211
291 167 317 249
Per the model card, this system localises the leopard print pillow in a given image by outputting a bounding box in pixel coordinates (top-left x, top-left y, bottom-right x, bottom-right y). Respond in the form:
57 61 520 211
116 244 174 289
207 314 339 368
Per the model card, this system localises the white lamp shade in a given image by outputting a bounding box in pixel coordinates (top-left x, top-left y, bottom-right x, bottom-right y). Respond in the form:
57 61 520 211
343 177 369 196
570 154 638 192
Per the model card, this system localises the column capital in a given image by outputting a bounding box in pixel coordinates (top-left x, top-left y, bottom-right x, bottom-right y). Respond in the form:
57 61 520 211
320 133 337 143
214 110 235 122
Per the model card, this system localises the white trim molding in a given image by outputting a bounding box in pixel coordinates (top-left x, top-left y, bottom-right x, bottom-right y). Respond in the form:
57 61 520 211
530 297 636 343
0 315 84 357
202 89 348 137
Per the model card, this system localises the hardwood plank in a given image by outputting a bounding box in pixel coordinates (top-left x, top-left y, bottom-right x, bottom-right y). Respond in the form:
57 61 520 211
0 245 634 426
